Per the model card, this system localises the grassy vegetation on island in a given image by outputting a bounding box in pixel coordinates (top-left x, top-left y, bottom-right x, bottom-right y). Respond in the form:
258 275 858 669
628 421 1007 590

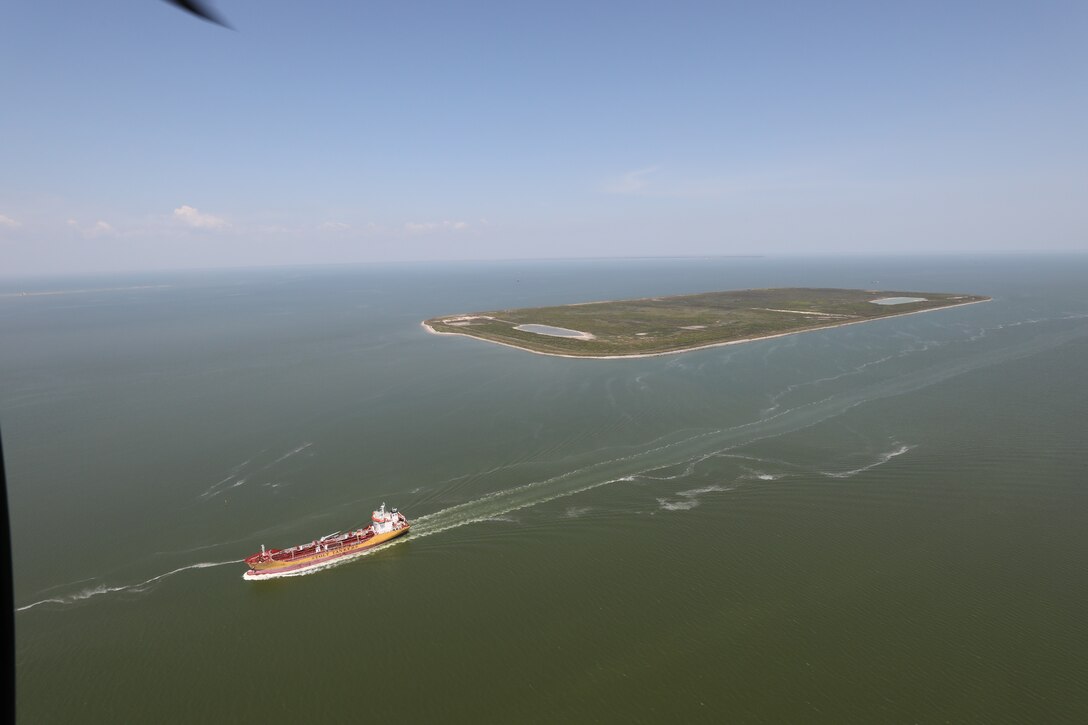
423 288 990 358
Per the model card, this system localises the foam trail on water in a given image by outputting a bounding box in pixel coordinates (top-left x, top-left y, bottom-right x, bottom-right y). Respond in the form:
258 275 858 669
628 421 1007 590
822 444 915 479
658 484 734 511
762 311 1088 415
200 443 312 500
17 560 240 612
402 319 1087 542
270 442 313 465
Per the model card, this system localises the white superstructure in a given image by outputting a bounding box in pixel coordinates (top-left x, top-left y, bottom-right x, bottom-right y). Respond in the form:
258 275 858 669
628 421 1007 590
370 502 407 534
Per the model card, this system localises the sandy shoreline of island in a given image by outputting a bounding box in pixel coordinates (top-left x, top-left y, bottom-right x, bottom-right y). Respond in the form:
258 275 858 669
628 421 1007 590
420 298 991 360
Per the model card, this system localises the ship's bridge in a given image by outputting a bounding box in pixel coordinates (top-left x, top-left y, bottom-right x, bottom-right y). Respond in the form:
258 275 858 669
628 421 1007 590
371 503 403 534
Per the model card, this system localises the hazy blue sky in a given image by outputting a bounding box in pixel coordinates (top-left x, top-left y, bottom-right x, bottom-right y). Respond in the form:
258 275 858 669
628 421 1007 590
2 0 1086 274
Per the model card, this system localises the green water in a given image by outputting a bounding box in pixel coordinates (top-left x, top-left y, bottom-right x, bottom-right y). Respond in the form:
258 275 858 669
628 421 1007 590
5 256 1087 723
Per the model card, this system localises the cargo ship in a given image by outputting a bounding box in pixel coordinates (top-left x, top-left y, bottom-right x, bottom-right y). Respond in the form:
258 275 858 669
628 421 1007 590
243 503 409 580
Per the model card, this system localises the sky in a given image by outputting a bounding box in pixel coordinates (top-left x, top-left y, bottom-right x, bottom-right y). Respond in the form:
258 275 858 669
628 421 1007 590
2 0 1086 275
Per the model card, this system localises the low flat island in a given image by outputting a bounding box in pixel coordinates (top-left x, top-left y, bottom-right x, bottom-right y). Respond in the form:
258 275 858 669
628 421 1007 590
423 288 990 359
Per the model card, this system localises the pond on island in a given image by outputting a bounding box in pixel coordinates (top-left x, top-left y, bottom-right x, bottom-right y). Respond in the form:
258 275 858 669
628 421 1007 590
514 324 594 339
869 297 928 305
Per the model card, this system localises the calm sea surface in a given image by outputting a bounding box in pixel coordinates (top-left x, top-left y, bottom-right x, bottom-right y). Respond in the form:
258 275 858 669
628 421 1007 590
4 256 1087 723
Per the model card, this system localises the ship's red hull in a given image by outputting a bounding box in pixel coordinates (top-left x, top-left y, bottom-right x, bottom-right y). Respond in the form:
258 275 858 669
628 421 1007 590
244 516 409 579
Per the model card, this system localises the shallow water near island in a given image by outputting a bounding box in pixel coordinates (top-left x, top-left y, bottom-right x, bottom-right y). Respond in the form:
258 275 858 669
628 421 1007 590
5 255 1088 723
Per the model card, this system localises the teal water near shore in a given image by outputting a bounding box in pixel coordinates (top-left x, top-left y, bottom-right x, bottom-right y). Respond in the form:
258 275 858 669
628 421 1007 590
5 255 1088 723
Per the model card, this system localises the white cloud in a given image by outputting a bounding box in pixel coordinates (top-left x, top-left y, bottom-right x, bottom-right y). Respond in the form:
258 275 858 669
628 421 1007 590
602 166 658 194
319 221 350 231
404 220 469 233
0 213 21 228
66 218 116 237
173 205 228 229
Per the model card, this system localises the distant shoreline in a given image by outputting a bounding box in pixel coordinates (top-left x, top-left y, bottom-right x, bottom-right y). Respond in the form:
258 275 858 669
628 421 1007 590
421 297 992 360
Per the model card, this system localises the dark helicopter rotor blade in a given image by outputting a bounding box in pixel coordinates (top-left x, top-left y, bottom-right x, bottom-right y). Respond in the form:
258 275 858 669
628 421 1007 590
164 0 233 29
